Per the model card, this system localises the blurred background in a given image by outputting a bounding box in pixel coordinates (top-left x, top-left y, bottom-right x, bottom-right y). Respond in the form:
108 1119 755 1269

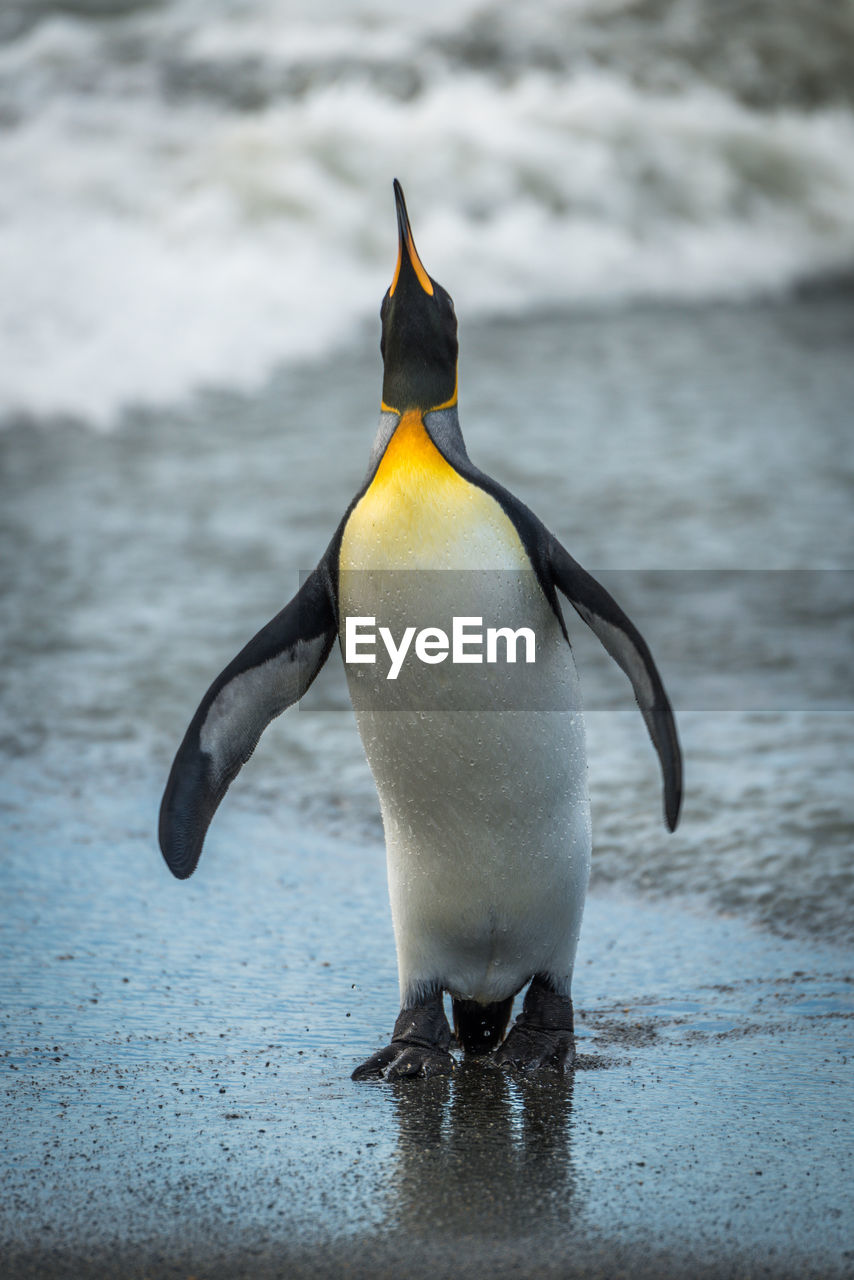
1 0 854 423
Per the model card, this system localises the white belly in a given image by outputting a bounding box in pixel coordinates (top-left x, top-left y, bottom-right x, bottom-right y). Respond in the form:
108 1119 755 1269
340 565 591 1004
359 704 590 1003
338 413 591 1004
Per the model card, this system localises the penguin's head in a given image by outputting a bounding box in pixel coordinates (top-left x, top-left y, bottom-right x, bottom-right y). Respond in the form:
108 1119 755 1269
380 179 458 414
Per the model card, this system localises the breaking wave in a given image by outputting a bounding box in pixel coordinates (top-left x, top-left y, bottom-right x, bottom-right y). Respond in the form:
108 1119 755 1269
2 0 854 424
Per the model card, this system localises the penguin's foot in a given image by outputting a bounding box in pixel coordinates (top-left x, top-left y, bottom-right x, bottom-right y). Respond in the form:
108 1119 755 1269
352 1041 454 1081
491 975 575 1074
352 991 454 1082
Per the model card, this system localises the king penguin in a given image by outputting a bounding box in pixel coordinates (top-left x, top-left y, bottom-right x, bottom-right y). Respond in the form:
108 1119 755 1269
159 180 682 1080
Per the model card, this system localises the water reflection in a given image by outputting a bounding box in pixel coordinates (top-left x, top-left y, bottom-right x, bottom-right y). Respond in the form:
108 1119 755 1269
384 1063 577 1245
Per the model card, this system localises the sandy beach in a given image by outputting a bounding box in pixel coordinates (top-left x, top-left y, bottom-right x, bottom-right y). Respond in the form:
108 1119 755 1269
2 845 851 1279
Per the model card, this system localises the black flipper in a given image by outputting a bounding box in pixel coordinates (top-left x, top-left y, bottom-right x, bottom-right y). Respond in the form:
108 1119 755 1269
158 565 336 880
548 536 683 832
420 411 683 834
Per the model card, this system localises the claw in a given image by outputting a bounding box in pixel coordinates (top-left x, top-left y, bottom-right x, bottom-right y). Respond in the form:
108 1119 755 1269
351 1043 398 1081
385 1045 454 1080
491 1024 574 1073
352 1041 454 1081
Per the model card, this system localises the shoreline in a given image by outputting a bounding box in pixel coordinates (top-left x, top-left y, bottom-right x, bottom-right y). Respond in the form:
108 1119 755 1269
2 872 851 1279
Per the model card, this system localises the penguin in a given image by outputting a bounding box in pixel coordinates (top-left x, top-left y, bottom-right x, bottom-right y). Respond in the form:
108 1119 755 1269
159 180 682 1080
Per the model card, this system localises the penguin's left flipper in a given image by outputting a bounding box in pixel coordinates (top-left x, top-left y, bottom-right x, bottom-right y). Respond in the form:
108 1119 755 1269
548 536 683 833
159 566 336 880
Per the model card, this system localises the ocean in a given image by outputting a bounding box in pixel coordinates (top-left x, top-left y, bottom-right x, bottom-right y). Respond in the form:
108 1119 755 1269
2 0 854 423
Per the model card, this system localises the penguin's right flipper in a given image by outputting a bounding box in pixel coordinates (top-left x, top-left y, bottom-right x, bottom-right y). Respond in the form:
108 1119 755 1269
548 537 683 833
159 566 336 880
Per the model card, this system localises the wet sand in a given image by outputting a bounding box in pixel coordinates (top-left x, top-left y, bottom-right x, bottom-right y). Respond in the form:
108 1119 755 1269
2 813 852 1279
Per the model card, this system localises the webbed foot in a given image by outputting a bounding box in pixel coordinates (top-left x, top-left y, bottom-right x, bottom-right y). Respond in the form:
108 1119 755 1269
352 991 454 1081
491 975 575 1073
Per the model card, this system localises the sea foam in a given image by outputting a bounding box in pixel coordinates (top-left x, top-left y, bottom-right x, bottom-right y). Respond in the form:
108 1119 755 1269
1 0 853 425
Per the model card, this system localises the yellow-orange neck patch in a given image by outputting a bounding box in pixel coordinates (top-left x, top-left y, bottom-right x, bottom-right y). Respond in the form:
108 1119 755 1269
339 410 528 573
372 410 448 489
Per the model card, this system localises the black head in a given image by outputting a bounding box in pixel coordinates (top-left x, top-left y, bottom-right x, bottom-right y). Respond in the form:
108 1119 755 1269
380 180 458 413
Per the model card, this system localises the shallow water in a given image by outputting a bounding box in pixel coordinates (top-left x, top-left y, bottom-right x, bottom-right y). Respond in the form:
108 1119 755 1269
2 821 852 1277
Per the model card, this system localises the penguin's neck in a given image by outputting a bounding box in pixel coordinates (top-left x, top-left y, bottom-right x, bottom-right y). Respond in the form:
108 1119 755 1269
341 407 527 572
370 409 462 503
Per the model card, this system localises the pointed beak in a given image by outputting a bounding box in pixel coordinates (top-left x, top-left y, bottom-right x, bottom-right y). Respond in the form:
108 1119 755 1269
390 179 434 298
